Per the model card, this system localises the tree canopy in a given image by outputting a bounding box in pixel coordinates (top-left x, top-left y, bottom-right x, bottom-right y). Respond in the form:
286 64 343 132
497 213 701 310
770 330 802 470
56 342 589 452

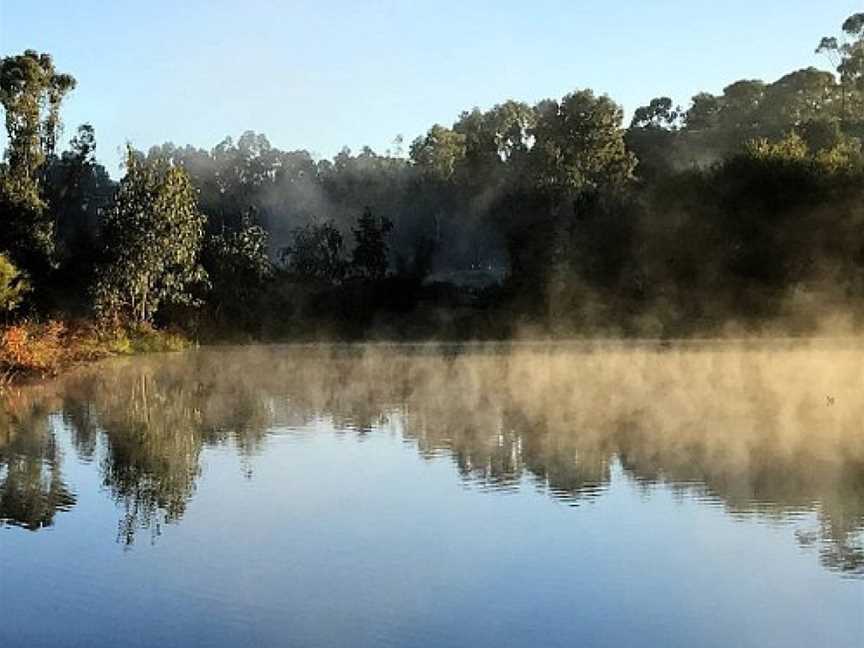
2 12 864 339
95 150 207 324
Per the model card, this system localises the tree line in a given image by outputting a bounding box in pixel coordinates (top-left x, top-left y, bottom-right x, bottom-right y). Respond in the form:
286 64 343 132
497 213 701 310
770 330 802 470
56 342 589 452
2 13 864 339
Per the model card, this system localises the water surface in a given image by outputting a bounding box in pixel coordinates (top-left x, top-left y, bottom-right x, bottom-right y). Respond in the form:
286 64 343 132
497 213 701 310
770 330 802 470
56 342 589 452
1 342 862 647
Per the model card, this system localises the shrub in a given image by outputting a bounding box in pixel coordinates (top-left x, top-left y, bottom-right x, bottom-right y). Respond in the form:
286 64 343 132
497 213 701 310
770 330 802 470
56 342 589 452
0 253 30 312
0 320 66 376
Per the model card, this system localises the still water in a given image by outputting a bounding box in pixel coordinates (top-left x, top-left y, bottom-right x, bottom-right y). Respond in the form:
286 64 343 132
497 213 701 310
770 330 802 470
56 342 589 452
0 342 862 647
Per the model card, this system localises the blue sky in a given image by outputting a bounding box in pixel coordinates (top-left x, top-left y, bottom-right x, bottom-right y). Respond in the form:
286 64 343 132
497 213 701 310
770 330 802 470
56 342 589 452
0 1 858 175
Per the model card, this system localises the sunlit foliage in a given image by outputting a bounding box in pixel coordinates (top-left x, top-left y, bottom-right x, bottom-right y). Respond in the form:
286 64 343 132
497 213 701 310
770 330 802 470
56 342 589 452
95 149 207 324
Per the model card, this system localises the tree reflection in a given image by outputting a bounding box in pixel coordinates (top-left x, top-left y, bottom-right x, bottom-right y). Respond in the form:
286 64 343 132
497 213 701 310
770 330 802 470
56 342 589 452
0 342 861 575
0 391 75 530
72 358 272 544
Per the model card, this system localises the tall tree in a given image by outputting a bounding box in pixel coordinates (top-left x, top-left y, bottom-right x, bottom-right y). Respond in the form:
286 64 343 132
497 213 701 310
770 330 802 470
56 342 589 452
0 50 76 275
816 12 864 120
0 50 76 178
630 97 681 130
46 124 114 261
627 97 683 180
350 208 393 280
529 90 635 194
410 125 466 181
282 221 346 284
203 210 272 325
95 149 207 323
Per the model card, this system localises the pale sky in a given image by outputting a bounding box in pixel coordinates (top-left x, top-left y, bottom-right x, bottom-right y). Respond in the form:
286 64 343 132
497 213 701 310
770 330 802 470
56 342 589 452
0 1 857 175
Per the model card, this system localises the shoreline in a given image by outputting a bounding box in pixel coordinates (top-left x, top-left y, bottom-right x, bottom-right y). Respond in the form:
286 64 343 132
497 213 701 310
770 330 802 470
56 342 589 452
7 326 864 392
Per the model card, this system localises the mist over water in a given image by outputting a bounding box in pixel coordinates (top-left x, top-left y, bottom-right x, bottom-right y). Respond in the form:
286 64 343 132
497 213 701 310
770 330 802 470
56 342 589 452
0 342 861 647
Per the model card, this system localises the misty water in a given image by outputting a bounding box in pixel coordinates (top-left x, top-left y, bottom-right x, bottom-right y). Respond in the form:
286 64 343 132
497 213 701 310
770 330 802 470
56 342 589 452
0 342 862 647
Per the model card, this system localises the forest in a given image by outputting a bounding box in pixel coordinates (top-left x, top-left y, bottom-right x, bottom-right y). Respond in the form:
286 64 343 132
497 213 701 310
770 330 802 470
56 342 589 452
1 13 864 373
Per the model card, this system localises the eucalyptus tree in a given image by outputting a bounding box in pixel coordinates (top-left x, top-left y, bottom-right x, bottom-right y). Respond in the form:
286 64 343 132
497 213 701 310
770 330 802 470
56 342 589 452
45 125 114 261
816 12 864 120
0 50 76 274
409 124 467 181
658 70 842 168
203 210 272 327
529 90 636 195
350 207 393 280
282 221 346 284
0 49 76 178
450 100 536 191
627 97 683 180
95 149 208 324
630 97 681 130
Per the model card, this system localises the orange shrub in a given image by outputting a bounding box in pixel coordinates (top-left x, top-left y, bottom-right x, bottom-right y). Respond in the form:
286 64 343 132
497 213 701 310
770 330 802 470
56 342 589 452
0 318 191 388
0 320 68 376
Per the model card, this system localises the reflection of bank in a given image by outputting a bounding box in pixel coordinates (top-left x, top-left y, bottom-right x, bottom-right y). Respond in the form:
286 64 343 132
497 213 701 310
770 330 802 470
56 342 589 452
1 343 862 575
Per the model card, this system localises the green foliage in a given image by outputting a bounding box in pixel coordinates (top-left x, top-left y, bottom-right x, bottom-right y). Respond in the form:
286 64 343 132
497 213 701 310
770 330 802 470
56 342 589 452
631 97 681 130
0 49 76 177
42 124 114 312
530 90 636 193
796 118 843 152
456 102 535 159
0 175 54 276
0 50 76 276
102 323 191 355
745 132 810 162
817 13 864 98
814 137 863 172
0 254 29 312
4 15 864 344
203 212 272 325
626 97 683 180
282 221 346 284
47 124 112 256
410 125 466 181
95 149 207 324
638 131 864 328
351 208 393 280
746 131 863 173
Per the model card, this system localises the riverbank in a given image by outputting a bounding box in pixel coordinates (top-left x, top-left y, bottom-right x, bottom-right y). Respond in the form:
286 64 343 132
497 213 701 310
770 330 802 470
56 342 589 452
5 305 862 391
0 320 191 388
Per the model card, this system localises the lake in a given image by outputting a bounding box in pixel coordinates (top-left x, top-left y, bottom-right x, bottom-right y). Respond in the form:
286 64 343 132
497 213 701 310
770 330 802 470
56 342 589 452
1 342 862 647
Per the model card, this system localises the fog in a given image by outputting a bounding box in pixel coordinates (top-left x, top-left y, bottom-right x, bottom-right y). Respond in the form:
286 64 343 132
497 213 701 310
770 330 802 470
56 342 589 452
2 341 861 572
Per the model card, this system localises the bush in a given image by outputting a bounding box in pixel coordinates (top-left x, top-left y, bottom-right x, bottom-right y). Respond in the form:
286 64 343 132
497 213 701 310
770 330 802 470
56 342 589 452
0 253 30 313
102 322 190 354
0 320 66 376
0 319 192 384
